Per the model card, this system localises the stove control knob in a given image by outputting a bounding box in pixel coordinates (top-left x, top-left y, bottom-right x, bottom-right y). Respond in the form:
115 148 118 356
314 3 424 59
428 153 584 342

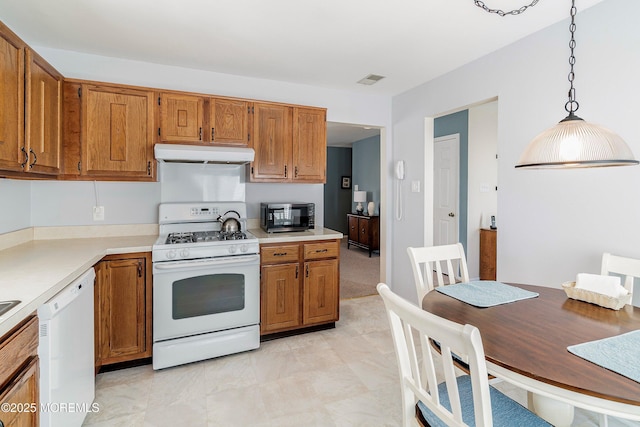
240 244 248 253
167 250 177 260
228 245 238 254
180 249 190 258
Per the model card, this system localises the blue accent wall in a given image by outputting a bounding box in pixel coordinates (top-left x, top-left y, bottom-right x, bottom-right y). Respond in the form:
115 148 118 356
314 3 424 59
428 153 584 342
352 135 381 216
324 147 352 233
434 110 469 252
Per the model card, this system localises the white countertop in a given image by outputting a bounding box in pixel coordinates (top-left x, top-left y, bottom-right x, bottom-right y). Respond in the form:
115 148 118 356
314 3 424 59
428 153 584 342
0 224 342 338
249 227 343 243
0 227 157 337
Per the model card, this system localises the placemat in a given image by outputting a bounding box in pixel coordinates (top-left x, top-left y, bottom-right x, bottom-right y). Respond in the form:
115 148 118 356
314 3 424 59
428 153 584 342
435 281 539 308
567 330 640 383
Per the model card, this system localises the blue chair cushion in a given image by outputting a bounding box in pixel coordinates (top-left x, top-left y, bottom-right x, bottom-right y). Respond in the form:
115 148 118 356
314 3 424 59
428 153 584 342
416 375 552 427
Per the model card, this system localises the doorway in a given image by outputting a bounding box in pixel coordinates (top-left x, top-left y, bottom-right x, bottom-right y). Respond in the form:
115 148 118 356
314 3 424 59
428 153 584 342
429 99 498 279
325 122 383 298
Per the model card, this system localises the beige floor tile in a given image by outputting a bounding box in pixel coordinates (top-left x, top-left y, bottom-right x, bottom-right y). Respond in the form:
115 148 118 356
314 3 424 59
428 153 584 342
86 295 629 427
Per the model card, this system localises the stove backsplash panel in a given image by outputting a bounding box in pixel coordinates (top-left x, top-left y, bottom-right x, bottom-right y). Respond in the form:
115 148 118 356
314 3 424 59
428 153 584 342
159 162 246 203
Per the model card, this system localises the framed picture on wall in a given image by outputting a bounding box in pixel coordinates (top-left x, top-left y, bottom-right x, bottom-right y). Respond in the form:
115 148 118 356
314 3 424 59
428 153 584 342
341 176 351 189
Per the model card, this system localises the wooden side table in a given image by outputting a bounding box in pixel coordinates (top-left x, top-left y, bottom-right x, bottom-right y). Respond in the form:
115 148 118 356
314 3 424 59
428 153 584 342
479 228 497 280
347 213 380 257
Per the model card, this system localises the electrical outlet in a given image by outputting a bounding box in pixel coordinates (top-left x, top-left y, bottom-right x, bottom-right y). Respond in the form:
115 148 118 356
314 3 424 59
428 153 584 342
93 206 105 221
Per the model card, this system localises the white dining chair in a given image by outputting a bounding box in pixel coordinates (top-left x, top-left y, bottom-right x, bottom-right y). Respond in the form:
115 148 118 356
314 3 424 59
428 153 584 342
598 253 640 427
377 283 551 427
407 243 470 303
601 252 639 305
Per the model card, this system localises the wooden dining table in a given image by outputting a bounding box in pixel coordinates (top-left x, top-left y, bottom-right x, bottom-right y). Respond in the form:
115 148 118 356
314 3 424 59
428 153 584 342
422 283 640 424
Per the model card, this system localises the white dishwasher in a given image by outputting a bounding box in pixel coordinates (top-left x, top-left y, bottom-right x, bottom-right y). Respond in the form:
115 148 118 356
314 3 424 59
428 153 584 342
38 267 96 427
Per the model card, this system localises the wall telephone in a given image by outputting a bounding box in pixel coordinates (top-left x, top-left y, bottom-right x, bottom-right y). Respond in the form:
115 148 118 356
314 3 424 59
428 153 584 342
395 160 405 180
395 160 405 220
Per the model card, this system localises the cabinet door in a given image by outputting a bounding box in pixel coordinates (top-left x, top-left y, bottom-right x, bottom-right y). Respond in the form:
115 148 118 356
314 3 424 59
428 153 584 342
25 48 61 175
95 257 148 364
0 357 38 427
83 85 154 178
160 92 203 143
358 217 370 245
251 103 291 181
479 229 497 280
303 259 339 325
210 98 249 145
348 215 359 243
260 263 300 333
0 23 25 173
292 107 326 182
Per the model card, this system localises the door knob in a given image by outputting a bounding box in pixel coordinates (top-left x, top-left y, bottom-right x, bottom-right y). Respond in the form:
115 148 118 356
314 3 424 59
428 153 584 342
448 212 455 217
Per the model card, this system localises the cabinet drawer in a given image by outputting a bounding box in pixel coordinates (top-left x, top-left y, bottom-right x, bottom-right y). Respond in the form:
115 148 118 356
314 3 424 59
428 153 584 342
303 241 339 260
261 245 300 264
0 315 38 391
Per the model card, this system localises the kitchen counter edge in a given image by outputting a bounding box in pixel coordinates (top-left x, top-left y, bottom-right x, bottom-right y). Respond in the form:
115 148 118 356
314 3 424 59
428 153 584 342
0 228 157 337
249 227 343 244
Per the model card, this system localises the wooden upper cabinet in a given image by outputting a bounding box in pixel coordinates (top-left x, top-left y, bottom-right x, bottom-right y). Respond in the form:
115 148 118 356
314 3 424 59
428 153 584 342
82 84 154 178
25 48 62 175
251 102 292 181
292 107 326 183
250 103 326 183
159 92 203 143
0 22 25 173
210 97 249 145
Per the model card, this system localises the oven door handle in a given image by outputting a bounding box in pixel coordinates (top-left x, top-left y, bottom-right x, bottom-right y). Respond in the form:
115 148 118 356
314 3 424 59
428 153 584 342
154 255 260 270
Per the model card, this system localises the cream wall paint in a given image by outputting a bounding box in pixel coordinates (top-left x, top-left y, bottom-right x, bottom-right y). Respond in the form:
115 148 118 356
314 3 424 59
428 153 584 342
392 0 640 303
467 101 498 279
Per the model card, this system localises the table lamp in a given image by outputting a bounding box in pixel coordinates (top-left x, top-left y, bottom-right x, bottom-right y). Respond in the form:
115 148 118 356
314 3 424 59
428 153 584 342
354 191 366 214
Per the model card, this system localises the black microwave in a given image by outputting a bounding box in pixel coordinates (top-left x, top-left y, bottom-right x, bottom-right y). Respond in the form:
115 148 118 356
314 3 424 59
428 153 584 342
260 203 315 233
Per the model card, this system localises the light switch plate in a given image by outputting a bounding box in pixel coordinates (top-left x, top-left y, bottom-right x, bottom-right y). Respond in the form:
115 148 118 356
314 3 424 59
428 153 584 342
411 180 420 193
93 206 105 221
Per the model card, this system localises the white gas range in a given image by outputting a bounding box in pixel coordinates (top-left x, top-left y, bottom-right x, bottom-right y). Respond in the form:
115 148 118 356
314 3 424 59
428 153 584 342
152 202 260 370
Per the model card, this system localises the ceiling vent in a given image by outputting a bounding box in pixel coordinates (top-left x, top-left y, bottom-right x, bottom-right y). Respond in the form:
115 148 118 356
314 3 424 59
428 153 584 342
357 74 385 85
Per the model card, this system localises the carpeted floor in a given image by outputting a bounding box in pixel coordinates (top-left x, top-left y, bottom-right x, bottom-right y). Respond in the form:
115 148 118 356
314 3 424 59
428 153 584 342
340 237 380 299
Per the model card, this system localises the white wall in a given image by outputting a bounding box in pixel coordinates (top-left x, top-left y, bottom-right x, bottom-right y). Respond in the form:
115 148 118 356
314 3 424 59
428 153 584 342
0 179 31 233
467 101 498 279
392 0 640 302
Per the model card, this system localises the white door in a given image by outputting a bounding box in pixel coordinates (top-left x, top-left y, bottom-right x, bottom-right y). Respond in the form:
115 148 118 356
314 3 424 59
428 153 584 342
433 134 459 246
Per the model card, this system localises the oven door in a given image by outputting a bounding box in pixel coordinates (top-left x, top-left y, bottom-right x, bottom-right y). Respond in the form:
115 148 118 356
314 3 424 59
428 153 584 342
152 254 260 342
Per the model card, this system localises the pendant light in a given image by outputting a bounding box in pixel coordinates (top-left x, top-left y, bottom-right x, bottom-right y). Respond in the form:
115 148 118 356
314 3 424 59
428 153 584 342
515 0 638 168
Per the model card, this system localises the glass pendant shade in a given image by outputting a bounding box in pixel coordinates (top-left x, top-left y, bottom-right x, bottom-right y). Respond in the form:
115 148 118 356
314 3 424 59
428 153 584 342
516 116 639 168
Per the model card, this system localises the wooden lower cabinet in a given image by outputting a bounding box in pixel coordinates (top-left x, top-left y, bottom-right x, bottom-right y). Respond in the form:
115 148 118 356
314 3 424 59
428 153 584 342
479 228 497 280
0 315 39 427
347 214 380 257
94 252 152 369
260 240 339 336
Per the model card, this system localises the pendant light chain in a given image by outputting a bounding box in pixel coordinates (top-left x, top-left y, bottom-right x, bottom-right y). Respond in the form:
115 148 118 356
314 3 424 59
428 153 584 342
565 0 579 115
474 0 539 16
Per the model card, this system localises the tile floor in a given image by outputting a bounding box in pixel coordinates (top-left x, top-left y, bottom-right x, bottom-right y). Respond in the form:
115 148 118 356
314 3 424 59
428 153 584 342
84 295 638 426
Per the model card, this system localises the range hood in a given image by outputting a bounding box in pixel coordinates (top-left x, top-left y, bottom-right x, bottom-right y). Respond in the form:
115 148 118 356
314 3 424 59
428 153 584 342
154 144 254 164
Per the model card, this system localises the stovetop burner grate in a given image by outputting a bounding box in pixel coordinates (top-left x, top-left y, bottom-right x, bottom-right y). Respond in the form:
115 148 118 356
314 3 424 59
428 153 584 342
165 230 249 245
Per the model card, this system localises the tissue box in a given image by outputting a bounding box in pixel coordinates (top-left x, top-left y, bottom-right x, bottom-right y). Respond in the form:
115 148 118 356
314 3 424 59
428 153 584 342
562 281 631 310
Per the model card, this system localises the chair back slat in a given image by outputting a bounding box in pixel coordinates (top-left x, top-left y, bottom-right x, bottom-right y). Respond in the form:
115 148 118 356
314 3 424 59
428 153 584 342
408 243 471 302
601 252 639 306
377 283 492 427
